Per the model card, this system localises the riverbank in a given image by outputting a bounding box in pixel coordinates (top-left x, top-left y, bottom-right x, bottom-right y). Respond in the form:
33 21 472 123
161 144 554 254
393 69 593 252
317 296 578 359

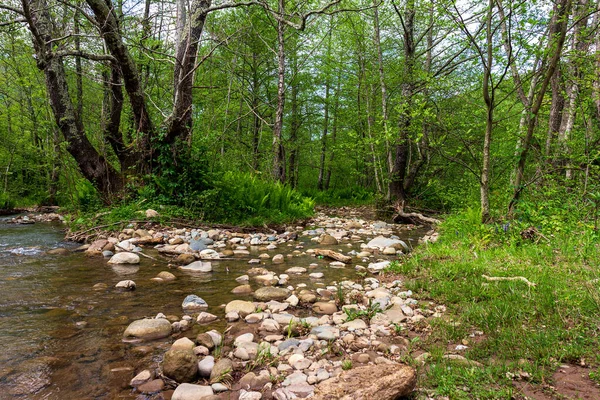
66 208 437 399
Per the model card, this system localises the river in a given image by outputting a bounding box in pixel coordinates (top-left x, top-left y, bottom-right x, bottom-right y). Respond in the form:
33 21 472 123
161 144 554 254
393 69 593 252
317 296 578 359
0 216 425 399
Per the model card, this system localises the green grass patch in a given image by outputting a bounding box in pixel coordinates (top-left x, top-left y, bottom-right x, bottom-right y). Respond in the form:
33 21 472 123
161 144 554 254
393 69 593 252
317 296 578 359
385 209 600 397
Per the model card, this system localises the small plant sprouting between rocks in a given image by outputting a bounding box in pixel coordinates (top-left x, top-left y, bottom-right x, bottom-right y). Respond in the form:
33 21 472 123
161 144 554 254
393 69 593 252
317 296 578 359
246 344 278 372
344 299 383 322
335 284 345 307
210 367 232 385
285 319 311 338
391 322 403 335
341 360 353 370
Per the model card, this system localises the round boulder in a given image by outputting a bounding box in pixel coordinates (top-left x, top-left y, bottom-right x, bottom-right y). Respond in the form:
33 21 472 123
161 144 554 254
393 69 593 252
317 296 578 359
162 348 198 383
108 252 140 264
123 318 172 341
254 287 291 302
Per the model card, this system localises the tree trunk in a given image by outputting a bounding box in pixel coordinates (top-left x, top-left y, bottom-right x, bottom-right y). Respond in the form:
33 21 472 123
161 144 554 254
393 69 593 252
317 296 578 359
389 0 415 203
480 0 494 224
325 68 341 190
25 0 123 200
272 0 286 183
509 0 572 212
545 68 564 160
557 0 590 179
317 24 332 190
373 0 392 177
288 38 300 188
168 0 211 145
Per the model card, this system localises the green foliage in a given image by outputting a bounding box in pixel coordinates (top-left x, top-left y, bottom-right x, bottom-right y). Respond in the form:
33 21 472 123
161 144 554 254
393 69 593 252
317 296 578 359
302 187 375 206
200 171 315 224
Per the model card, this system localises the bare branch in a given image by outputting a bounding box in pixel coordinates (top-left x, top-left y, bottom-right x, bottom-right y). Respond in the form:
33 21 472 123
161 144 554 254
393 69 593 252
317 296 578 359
0 4 25 16
54 50 116 62
0 18 26 27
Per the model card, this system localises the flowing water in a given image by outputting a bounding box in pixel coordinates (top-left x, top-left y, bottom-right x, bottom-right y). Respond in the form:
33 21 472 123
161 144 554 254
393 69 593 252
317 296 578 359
0 217 426 399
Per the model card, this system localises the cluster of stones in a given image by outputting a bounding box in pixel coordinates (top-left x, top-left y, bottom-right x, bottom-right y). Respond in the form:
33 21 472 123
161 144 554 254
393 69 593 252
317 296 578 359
81 210 443 398
122 271 443 399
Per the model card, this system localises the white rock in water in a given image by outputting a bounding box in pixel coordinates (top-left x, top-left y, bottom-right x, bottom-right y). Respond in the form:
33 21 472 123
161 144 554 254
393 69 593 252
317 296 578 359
108 252 140 264
366 236 409 251
182 294 208 310
116 240 135 251
115 280 136 290
179 261 212 272
199 249 220 259
130 369 152 386
197 312 218 323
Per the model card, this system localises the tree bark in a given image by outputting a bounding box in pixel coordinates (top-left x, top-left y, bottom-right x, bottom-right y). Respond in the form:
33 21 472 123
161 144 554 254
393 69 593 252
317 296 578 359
509 0 573 212
168 0 211 145
480 0 494 224
389 0 415 203
272 0 286 183
24 0 123 200
557 0 590 178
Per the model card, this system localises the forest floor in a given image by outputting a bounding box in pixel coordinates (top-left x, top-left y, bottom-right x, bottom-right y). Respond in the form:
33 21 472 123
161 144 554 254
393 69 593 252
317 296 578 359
383 211 600 399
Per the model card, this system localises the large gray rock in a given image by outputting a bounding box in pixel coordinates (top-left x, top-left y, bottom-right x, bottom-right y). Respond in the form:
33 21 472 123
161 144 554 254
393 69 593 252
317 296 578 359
182 294 208 311
179 261 212 272
310 325 339 341
107 252 140 264
172 383 213 400
162 349 198 383
123 318 172 341
314 363 416 399
254 287 290 302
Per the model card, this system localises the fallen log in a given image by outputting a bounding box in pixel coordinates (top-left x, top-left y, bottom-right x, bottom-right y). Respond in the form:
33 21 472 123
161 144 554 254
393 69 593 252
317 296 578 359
314 249 352 264
482 274 536 287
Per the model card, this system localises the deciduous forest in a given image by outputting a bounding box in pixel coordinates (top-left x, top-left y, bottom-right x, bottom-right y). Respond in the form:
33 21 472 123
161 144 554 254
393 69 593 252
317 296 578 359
1 0 598 226
5 1 600 398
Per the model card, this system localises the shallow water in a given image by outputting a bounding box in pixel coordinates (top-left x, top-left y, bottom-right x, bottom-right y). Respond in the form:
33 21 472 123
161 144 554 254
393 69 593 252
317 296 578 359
0 218 426 399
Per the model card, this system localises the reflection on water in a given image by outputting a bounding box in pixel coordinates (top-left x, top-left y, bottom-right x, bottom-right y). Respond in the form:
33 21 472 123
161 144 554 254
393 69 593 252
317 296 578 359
0 219 426 399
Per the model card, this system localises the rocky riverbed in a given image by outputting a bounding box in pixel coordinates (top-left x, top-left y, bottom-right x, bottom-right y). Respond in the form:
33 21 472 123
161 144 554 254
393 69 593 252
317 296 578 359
72 210 441 400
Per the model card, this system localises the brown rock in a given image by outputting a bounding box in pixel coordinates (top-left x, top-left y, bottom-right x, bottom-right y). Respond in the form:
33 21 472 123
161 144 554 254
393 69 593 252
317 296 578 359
161 349 198 383
314 363 416 400
196 333 215 350
231 284 253 295
175 254 196 265
138 379 165 393
312 302 337 315
320 235 338 246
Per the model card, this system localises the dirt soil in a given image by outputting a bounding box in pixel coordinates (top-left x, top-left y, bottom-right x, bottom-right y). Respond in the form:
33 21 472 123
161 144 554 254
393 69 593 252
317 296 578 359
514 365 600 399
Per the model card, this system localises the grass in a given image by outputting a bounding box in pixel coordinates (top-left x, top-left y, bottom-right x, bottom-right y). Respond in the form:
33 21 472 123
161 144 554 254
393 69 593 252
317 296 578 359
343 299 383 323
384 210 600 398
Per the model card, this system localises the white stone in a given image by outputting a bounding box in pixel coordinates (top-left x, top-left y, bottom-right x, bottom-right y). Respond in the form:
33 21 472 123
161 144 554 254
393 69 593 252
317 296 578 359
172 383 213 400
108 252 140 264
179 261 212 272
